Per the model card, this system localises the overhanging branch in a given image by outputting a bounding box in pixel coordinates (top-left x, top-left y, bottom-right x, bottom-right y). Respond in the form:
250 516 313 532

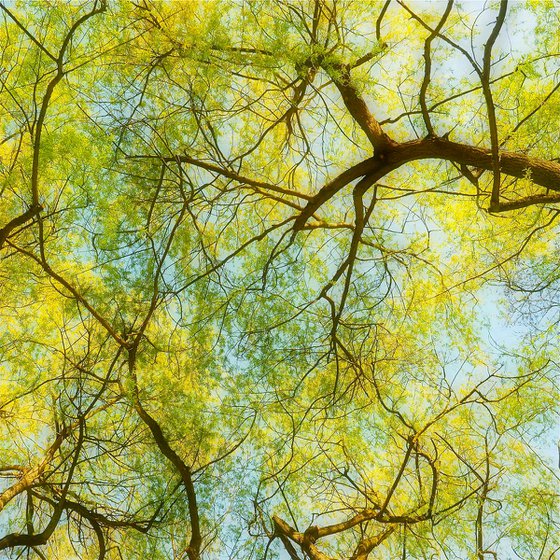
294 137 560 229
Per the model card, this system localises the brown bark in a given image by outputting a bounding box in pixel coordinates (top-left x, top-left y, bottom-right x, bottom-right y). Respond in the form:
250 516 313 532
331 75 396 152
294 137 560 230
351 526 396 560
273 512 396 560
0 399 118 514
0 429 67 512
127 344 201 560
272 516 334 560
133 401 202 560
0 205 42 249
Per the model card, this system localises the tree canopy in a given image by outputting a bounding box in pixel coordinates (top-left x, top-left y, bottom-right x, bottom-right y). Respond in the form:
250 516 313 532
0 1 558 558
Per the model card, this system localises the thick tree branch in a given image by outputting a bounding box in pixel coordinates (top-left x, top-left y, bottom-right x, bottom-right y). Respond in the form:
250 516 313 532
351 526 396 560
326 64 397 152
127 345 201 560
133 399 202 560
0 399 119 514
0 204 42 249
481 0 508 206
313 509 381 539
294 137 560 229
0 419 84 551
274 510 396 560
419 0 453 135
272 516 333 560
0 428 68 513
